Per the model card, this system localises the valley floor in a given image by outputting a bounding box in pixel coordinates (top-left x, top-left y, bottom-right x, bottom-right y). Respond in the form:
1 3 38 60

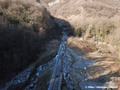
67 36 120 90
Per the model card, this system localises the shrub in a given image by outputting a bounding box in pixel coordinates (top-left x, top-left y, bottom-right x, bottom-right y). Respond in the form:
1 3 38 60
0 0 62 84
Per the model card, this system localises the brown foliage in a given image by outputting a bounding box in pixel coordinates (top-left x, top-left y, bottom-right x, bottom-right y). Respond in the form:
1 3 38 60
0 0 62 84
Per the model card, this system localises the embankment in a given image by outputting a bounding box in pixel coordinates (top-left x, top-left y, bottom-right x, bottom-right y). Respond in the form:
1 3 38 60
0 0 62 84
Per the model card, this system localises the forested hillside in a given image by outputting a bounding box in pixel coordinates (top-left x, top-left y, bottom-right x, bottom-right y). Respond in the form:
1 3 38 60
1 0 120 89
0 0 61 84
44 0 120 57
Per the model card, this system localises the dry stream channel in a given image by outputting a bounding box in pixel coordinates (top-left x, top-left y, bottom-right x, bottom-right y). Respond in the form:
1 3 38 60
0 24 117 90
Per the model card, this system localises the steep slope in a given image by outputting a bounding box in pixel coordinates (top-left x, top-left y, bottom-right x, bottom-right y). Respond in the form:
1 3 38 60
0 0 61 84
49 0 120 17
44 0 120 56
